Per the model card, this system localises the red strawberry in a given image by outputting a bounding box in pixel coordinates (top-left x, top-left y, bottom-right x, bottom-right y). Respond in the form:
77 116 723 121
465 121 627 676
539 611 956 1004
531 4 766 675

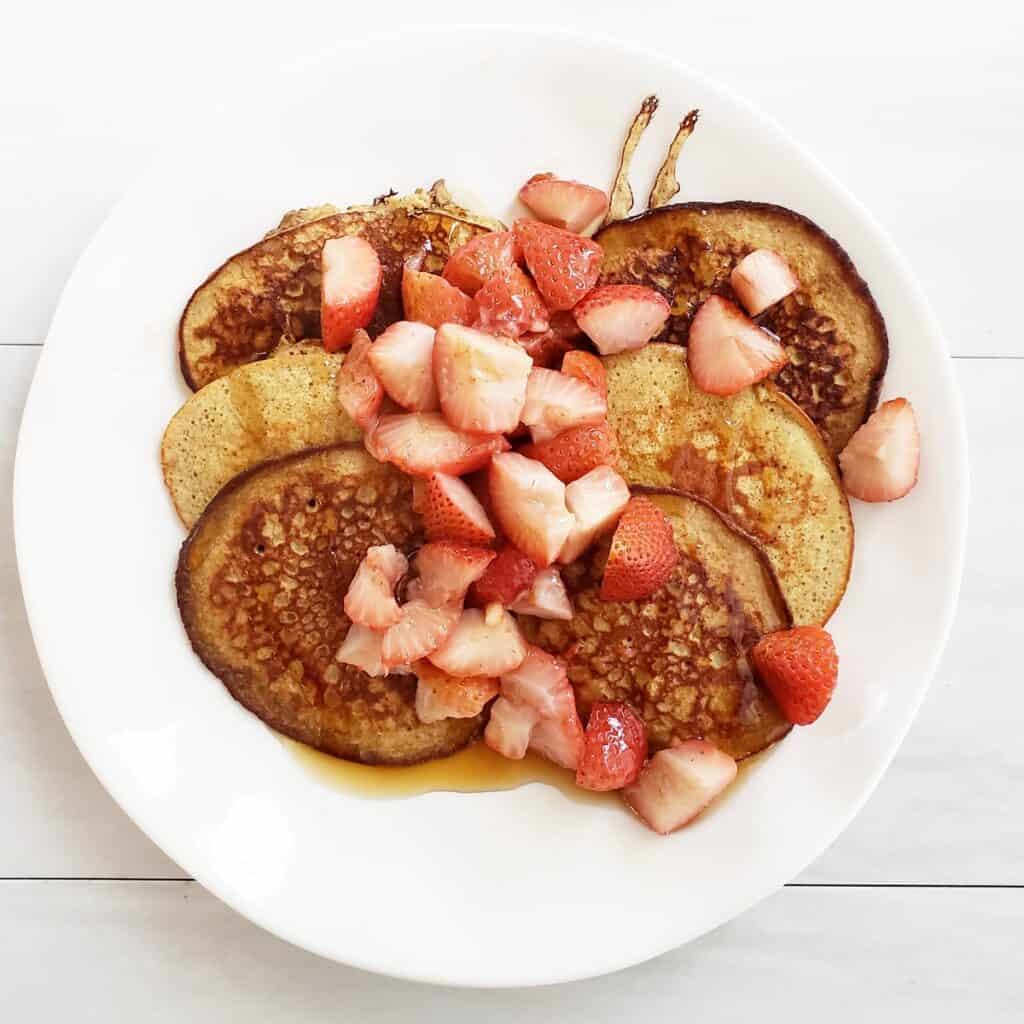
600 497 679 601
321 236 383 352
413 661 498 723
560 465 631 563
443 230 521 295
336 623 387 677
730 249 800 316
750 625 839 725
367 320 438 411
624 741 737 834
499 644 573 717
513 219 603 311
518 329 574 368
508 566 573 620
518 421 618 483
518 174 609 235
335 329 383 429
380 599 461 667
529 697 585 771
428 607 527 677
838 398 920 503
574 284 670 355
576 702 648 791
367 412 508 477
415 473 496 546
484 696 539 760
474 264 550 338
488 452 574 567
414 542 495 607
471 545 538 606
560 349 606 399
433 324 533 433
687 295 789 397
401 265 476 328
521 367 607 442
342 544 408 629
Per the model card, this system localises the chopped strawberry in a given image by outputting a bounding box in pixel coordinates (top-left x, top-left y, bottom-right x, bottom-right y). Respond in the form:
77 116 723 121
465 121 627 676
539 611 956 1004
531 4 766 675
838 398 920 503
600 496 679 601
367 320 438 411
751 625 839 725
336 623 387 677
433 324 533 434
474 265 550 338
380 599 461 667
413 661 498 723
518 174 609 235
321 236 383 352
368 412 508 477
687 295 789 397
499 644 573 717
335 329 384 429
519 421 618 483
488 452 575 567
443 230 521 295
624 741 738 834
513 219 603 311
576 702 648 791
342 544 408 630
560 465 631 563
470 545 538 606
401 264 476 328
484 696 539 760
518 329 575 368
414 542 495 607
574 284 670 355
529 697 585 771
730 249 800 316
428 607 527 677
521 367 607 442
560 349 607 399
415 472 496 546
508 567 573 620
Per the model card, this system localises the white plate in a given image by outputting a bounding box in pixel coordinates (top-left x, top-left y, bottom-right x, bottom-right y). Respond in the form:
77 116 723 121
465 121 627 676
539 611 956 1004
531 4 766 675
14 27 967 987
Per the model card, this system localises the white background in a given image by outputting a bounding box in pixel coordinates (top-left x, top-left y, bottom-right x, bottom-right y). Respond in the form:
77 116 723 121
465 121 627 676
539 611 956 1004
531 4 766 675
2 0 1022 1017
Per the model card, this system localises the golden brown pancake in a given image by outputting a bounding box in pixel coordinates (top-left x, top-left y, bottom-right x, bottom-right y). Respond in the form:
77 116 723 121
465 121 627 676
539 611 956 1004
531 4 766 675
176 445 481 765
520 491 791 760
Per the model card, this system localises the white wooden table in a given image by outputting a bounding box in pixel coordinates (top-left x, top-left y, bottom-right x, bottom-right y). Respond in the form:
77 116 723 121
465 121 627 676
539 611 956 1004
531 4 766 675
3 2 1022 1017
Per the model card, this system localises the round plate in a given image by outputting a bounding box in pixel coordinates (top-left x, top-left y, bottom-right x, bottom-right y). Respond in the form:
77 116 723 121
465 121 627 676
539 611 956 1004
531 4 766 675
14 28 967 987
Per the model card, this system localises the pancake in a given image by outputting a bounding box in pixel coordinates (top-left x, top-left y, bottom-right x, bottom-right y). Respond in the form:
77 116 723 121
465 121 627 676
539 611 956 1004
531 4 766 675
595 202 888 453
604 344 853 625
179 184 501 391
176 445 482 765
520 491 791 760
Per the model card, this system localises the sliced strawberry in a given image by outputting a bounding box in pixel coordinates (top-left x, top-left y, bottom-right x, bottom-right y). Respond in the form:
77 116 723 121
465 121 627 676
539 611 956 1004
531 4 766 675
474 265 550 338
428 607 527 677
413 661 498 723
529 697 585 771
513 219 603 312
336 623 387 677
443 230 521 295
687 295 789 397
574 284 670 355
414 542 495 608
433 324 533 434
623 741 738 834
335 329 384 429
342 544 408 630
499 644 573 717
508 567 573 620
751 625 839 725
600 496 679 601
518 174 609 235
730 249 800 316
401 264 476 328
576 702 647 791
560 465 631 563
519 421 618 483
380 599 461 667
488 452 574 567
560 349 607 399
470 545 538 606
365 320 438 411
521 367 607 442
838 398 920 503
484 696 539 760
368 412 508 477
415 472 496 546
321 236 383 352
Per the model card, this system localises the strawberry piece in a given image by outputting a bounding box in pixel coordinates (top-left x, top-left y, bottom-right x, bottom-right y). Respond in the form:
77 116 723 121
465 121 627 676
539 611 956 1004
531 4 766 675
600 496 679 601
624 741 737 834
521 367 607 442
401 264 476 328
335 329 384 429
367 412 508 477
415 473 496 546
730 249 800 316
560 349 607 399
433 324 533 434
687 295 789 397
574 284 670 355
321 236 383 352
518 174 609 235
484 696 539 760
443 230 521 295
750 625 839 725
519 421 618 483
576 702 648 791
560 465 631 563
470 545 538 606
428 607 527 677
488 453 574 567
499 644 573 717
414 542 495 608
342 544 408 629
838 398 920 503
336 623 387 677
380 599 461 667
365 320 438 411
529 697 585 771
518 329 575 368
508 566 573 620
413 661 498 723
513 219 603 311
474 265 550 338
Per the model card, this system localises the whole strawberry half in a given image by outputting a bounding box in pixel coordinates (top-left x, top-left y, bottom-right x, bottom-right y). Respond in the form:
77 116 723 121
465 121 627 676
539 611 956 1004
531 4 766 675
750 625 838 725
